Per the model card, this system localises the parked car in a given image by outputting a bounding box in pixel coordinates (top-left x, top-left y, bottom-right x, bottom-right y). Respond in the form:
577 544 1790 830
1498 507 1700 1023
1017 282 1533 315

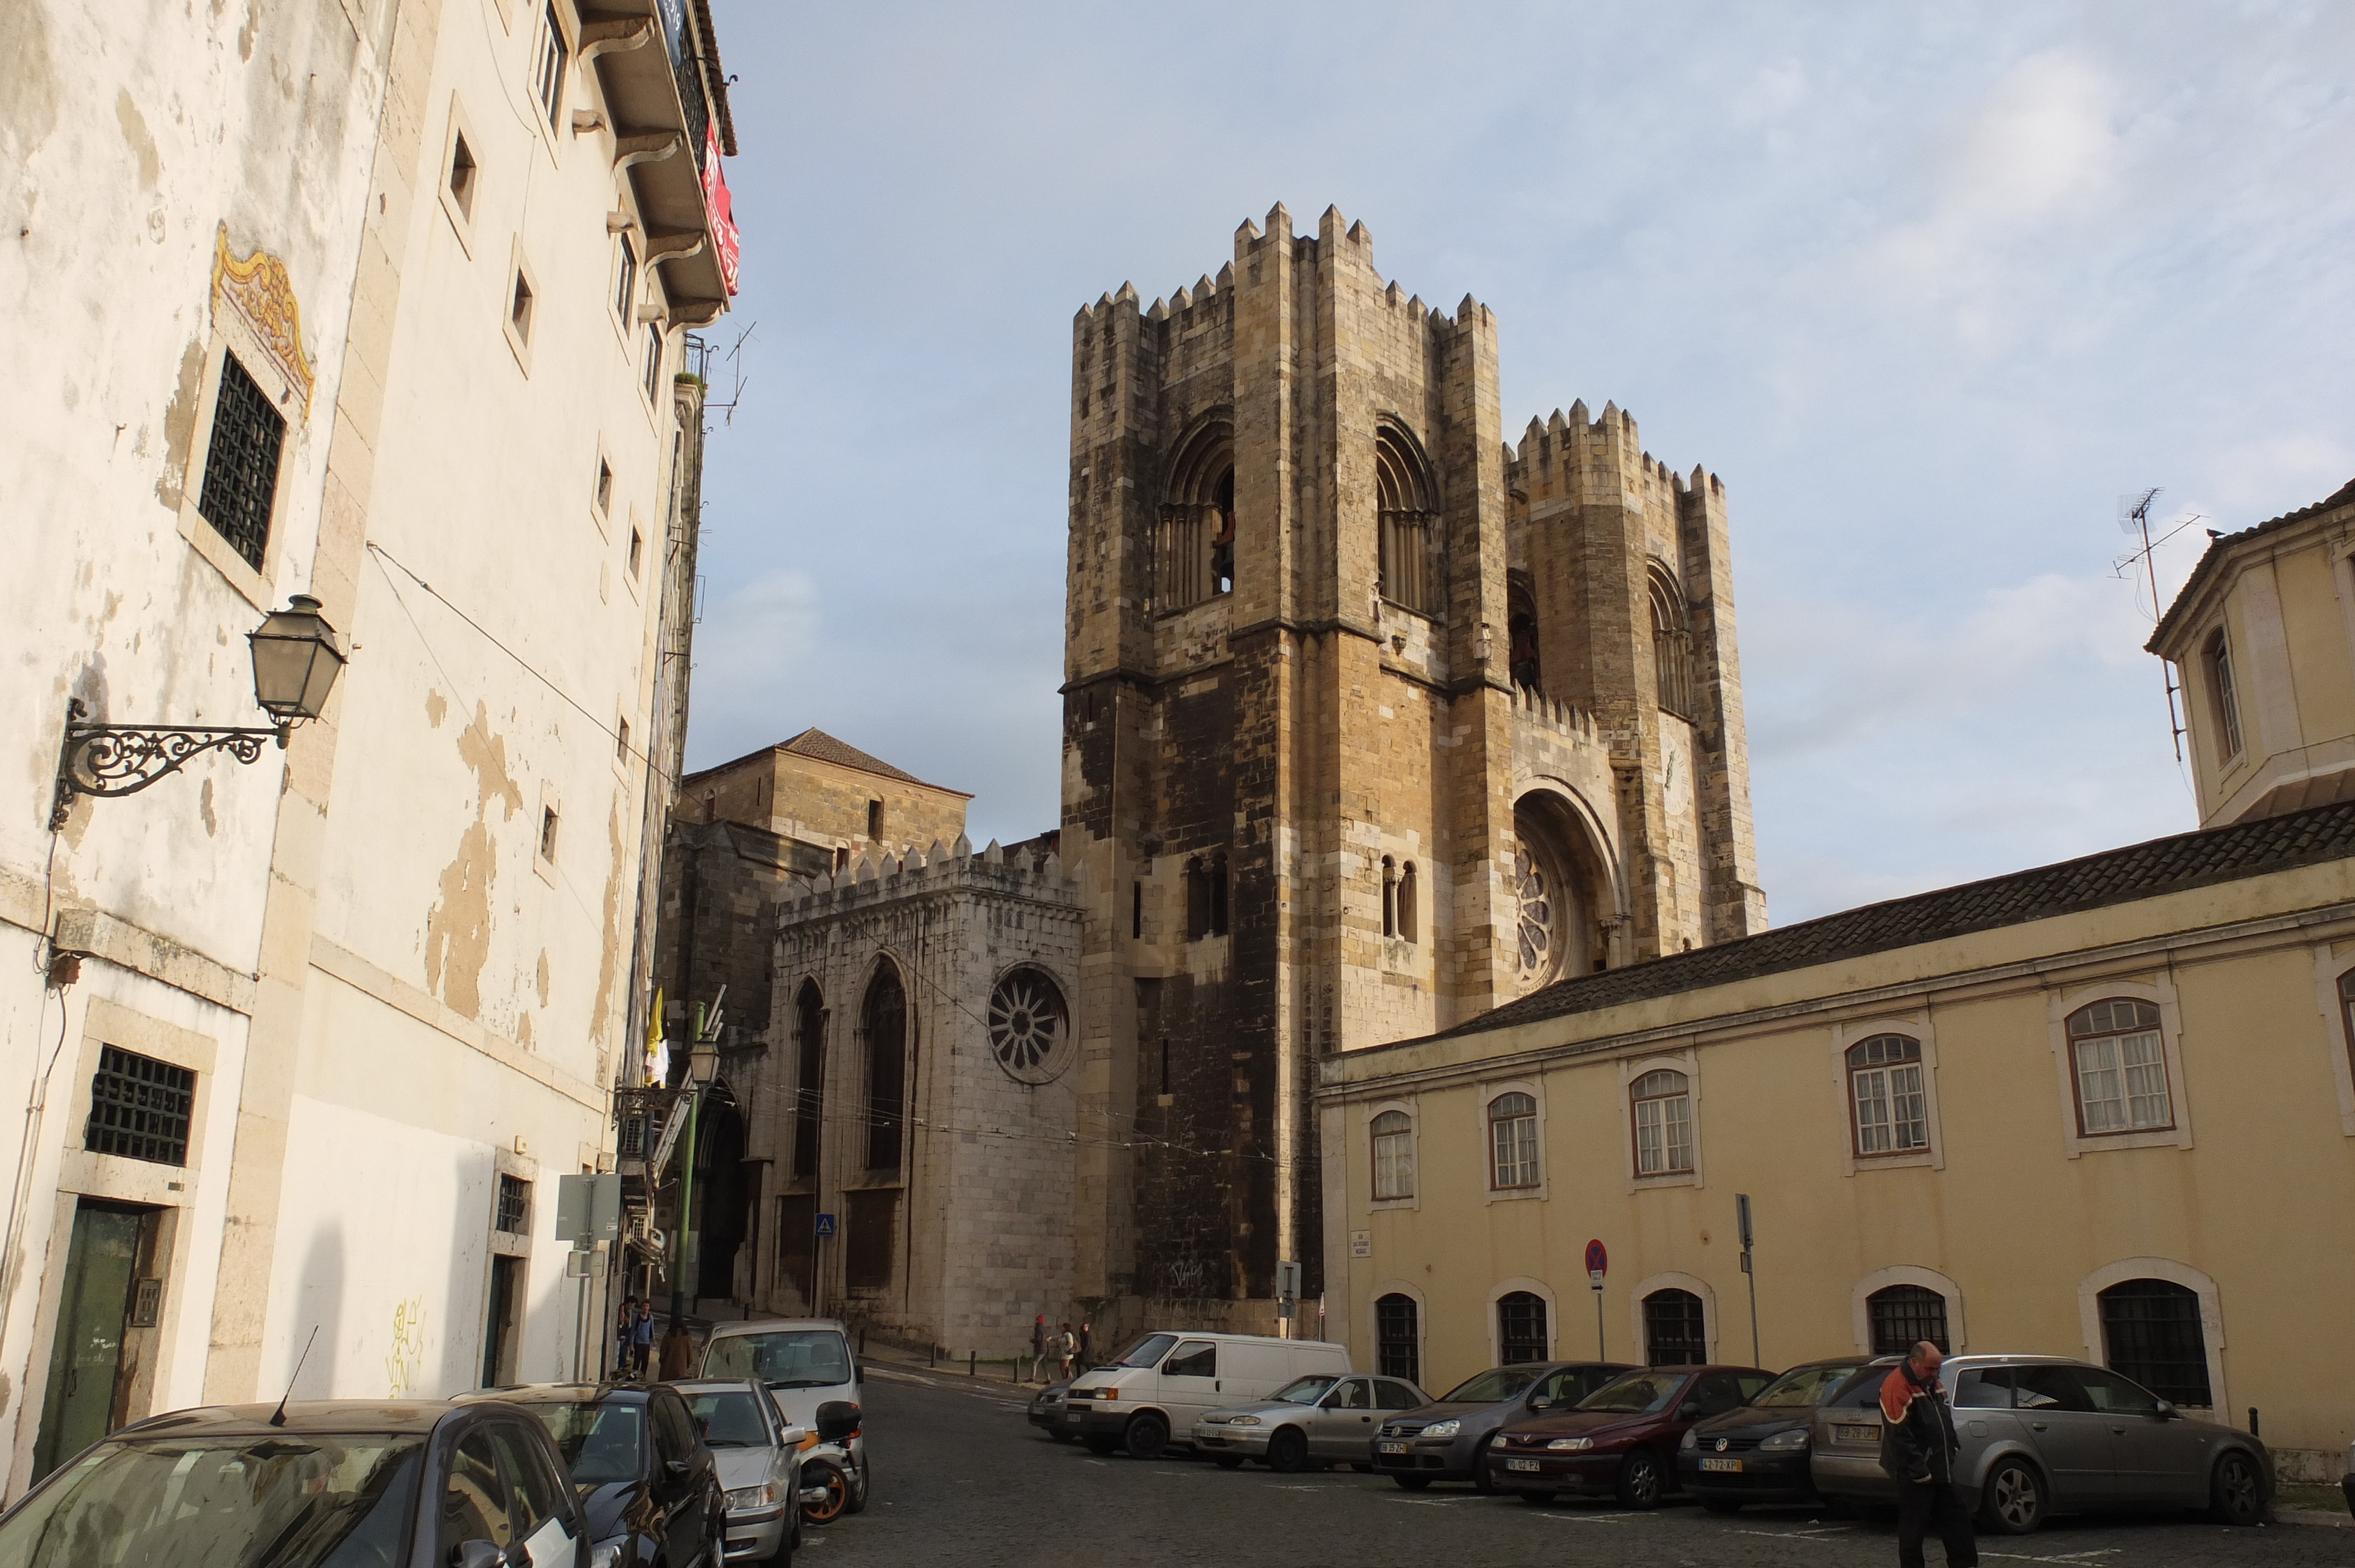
460 1381 724 1568
1027 1378 1074 1440
675 1378 814 1564
1372 1361 1631 1491
1676 1356 1876 1511
0 1397 591 1567
701 1318 870 1516
2344 1433 2354 1518
1486 1364 1774 1509
1810 1354 2271 1534
1061 1331 1351 1459
1192 1373 1428 1471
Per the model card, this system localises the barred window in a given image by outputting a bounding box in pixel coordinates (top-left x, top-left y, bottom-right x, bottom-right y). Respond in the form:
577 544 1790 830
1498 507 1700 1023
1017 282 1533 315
1642 1288 1706 1367
2067 999 2171 1135
2098 1278 2211 1407
495 1174 530 1235
197 354 286 572
1496 1290 1547 1364
1846 1035 1928 1156
1867 1283 1949 1355
85 1046 195 1167
1376 1293 1419 1383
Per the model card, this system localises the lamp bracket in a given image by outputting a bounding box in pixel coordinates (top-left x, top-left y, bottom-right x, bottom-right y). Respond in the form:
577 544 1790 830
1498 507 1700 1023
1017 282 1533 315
52 698 290 830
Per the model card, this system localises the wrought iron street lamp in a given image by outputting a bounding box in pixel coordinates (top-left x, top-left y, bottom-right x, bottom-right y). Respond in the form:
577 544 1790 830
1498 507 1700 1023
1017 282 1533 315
52 594 346 830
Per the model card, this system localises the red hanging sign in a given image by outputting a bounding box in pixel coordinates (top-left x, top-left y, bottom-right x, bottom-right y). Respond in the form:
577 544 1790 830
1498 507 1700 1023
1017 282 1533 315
702 122 739 296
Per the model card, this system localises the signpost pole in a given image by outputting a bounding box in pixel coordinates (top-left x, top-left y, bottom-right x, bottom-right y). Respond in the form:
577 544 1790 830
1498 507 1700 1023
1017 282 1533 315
1737 1194 1760 1367
1584 1239 1608 1360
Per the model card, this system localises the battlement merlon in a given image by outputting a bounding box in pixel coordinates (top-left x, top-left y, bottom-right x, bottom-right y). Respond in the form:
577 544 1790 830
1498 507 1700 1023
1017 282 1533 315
1506 401 1723 520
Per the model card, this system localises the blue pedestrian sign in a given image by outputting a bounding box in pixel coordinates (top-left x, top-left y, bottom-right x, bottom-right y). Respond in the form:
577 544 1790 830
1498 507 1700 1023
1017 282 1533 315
815 1212 837 1237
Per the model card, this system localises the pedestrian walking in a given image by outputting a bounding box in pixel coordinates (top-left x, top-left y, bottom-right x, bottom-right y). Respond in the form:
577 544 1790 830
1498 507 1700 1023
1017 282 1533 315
659 1316 695 1381
1030 1314 1049 1383
631 1303 656 1377
1077 1320 1093 1370
613 1294 638 1377
1056 1322 1077 1380
1879 1340 1978 1568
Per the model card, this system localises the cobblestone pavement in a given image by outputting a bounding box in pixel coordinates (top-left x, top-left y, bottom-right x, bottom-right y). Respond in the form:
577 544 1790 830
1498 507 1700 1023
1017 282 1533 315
798 1364 2347 1567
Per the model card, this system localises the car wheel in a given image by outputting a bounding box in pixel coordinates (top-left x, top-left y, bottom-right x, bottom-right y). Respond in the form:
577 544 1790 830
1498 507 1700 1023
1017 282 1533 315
799 1460 851 1526
1123 1411 1169 1460
2209 1450 2266 1527
1517 1490 1556 1506
1700 1496 1743 1515
843 1459 869 1517
1980 1456 2045 1536
1471 1436 1500 1495
1082 1436 1118 1456
1267 1427 1309 1473
1392 1475 1432 1491
1616 1448 1664 1510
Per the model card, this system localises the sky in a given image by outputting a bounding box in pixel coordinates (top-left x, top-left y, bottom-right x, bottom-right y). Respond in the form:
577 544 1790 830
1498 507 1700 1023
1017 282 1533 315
686 0 2355 924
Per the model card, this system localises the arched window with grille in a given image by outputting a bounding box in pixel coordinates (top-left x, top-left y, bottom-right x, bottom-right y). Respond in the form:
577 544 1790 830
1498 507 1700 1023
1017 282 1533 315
1846 1035 1927 1156
1497 1290 1548 1364
791 980 825 1179
1866 1283 1949 1355
2099 1278 2211 1407
1488 1092 1540 1189
1371 1109 1414 1201
1648 564 1697 720
861 964 909 1172
2066 999 2172 1135
1643 1288 1707 1366
1375 423 1439 614
1630 1068 1693 1176
1376 1293 1420 1383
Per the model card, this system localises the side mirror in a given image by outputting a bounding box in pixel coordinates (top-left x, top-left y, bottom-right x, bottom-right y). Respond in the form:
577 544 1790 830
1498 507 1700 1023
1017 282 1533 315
1677 1404 1700 1421
665 1458 691 1477
1528 1397 1551 1411
814 1400 860 1444
851 1361 864 1384
779 1426 810 1446
2154 1401 2180 1421
453 1542 506 1568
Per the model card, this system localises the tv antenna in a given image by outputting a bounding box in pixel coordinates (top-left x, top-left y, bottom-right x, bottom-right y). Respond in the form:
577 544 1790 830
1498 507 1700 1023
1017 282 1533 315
2112 488 2204 763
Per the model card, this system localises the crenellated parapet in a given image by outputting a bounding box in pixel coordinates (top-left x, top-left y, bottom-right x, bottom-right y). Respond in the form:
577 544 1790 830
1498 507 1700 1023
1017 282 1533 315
775 833 1079 931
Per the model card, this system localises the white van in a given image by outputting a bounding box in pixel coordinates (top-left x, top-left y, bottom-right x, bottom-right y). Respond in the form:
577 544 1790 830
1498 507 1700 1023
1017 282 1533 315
1060 1332 1351 1458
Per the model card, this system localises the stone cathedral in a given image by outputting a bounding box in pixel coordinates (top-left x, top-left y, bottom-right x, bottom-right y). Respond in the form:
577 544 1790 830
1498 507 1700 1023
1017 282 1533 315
1062 204 1766 1338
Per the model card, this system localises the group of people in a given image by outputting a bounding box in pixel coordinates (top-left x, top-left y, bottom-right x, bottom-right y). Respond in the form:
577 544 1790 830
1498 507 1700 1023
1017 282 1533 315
1029 1315 1090 1382
613 1294 696 1382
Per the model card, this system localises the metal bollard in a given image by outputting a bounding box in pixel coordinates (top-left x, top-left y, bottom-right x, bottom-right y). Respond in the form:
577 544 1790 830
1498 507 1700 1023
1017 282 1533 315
2248 1407 2261 1439
1010 1354 1018 1384
968 1350 976 1378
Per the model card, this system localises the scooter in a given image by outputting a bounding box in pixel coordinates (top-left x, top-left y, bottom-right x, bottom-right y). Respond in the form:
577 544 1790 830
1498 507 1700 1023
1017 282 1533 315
797 1401 870 1526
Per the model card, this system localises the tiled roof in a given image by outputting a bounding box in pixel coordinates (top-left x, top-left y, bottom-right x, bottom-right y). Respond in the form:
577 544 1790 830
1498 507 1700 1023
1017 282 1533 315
779 728 940 788
1425 799 2355 1043
2149 476 2355 650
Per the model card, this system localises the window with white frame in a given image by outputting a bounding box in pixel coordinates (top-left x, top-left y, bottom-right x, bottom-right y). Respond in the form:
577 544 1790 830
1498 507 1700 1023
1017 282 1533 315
1846 1034 1928 1156
613 231 638 324
1630 1068 1693 1176
2067 998 2172 1134
643 322 665 401
1487 1092 1538 1190
532 2 569 128
1371 1109 1414 1200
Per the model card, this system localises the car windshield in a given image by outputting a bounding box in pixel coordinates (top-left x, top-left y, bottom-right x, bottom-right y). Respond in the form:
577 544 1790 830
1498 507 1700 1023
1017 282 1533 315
0 1432 423 1568
1576 1370 1687 1414
1751 1364 1863 1408
1269 1376 1338 1404
685 1390 769 1449
527 1402 645 1485
704 1329 853 1390
1112 1334 1179 1369
1438 1367 1540 1404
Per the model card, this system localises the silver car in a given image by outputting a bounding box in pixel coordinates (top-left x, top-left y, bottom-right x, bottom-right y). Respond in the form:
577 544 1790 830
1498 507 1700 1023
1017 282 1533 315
1811 1354 2270 1534
676 1379 805 1564
1192 1373 1428 1472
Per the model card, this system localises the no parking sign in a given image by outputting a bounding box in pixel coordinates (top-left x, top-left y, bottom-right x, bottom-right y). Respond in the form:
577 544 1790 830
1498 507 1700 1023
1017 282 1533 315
1585 1238 1607 1290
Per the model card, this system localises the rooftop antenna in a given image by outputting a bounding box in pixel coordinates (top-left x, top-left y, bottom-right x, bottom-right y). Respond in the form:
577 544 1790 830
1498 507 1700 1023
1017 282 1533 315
2112 488 2204 763
268 1326 321 1426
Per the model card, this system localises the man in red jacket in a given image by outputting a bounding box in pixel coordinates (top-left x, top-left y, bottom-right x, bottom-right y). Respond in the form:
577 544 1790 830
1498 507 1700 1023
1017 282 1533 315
1879 1341 1978 1568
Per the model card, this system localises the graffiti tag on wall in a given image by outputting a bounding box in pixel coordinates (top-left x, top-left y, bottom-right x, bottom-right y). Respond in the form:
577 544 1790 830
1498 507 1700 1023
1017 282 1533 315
386 1298 427 1398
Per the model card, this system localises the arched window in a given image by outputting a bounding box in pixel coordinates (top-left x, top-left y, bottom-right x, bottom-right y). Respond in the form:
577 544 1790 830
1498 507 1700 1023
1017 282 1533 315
1157 420 1233 611
1398 862 1418 945
1846 1035 1926 1156
1376 1293 1420 1383
2066 999 2171 1135
791 981 825 1179
1497 1290 1548 1364
861 965 908 1172
1507 575 1541 692
1642 1288 1706 1366
1375 424 1439 614
1630 1068 1693 1176
1371 1110 1414 1200
1208 852 1228 936
1487 1092 1540 1189
1648 564 1696 719
2203 626 2243 759
1381 856 1398 938
1866 1283 1949 1355
2098 1278 2211 1407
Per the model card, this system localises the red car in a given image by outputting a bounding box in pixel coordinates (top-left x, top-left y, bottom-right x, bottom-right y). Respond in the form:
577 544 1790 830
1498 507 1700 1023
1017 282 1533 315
1485 1363 1772 1509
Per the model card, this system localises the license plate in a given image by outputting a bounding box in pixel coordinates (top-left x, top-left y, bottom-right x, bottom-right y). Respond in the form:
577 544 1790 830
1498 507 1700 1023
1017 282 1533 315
1835 1424 1878 1443
1064 1411 1082 1422
1378 1441 1408 1454
1505 1457 1540 1472
1700 1456 1743 1473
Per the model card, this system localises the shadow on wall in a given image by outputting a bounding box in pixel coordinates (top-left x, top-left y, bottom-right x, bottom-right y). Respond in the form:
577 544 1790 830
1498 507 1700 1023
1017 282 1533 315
437 1154 492 1396
290 1222 345 1399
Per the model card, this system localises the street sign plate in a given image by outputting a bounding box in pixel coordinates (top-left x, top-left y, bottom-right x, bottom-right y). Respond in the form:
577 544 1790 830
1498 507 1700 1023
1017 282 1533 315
556 1172 623 1247
1584 1238 1607 1278
1349 1229 1371 1260
815 1212 837 1237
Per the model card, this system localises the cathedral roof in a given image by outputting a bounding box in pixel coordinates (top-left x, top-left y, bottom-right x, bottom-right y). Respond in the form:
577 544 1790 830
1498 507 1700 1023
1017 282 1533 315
1424 796 2355 1044
776 728 965 793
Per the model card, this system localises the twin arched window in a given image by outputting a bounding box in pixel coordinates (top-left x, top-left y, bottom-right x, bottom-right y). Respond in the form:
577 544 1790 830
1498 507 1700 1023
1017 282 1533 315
1630 1068 1693 1176
1487 1092 1539 1189
1157 421 1233 611
1648 564 1697 719
1184 854 1229 940
1381 858 1418 943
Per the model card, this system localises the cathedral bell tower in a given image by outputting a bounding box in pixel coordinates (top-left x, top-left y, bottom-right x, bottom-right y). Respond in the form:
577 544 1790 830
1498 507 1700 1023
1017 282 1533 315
1061 205 1764 1335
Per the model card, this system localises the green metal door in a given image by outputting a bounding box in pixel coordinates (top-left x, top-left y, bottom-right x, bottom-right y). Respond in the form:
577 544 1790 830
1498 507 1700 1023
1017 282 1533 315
32 1202 146 1481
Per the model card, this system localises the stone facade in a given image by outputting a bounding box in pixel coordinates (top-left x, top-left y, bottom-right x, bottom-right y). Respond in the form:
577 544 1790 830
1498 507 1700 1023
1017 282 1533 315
684 729 975 871
1061 205 1764 1341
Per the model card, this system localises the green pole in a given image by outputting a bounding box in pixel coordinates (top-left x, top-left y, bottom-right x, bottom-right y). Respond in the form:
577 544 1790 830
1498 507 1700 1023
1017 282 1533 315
672 1006 704 1323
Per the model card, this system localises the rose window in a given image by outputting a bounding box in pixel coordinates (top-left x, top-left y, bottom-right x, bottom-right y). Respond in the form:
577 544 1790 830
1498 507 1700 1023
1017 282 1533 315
1514 847 1557 988
987 969 1070 1083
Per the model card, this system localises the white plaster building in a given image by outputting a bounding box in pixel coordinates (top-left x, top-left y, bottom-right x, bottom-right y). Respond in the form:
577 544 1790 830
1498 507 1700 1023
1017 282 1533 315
0 0 735 1493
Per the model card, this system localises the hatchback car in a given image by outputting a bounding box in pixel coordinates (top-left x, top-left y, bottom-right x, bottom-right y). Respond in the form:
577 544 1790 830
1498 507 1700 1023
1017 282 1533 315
1193 1373 1428 1471
0 1398 589 1568
461 1381 723 1567
676 1378 810 1564
1676 1357 1875 1511
1027 1378 1074 1441
1372 1361 1631 1490
1809 1354 2271 1534
1487 1364 1773 1509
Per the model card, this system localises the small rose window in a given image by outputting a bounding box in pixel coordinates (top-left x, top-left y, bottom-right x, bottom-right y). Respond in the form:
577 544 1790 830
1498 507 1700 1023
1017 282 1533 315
988 968 1072 1084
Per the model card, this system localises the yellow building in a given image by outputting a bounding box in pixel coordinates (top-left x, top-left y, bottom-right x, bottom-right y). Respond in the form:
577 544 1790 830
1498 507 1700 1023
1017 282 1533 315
1322 478 2355 1482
